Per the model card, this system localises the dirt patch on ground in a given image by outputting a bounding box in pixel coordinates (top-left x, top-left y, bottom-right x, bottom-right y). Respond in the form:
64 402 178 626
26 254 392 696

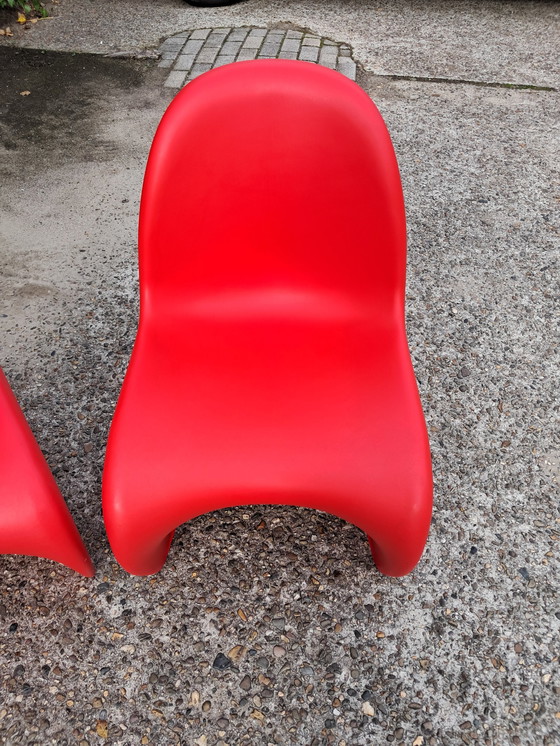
0 46 170 370
0 47 159 171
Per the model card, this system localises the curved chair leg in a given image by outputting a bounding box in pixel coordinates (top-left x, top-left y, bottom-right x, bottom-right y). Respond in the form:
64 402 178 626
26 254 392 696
367 522 429 577
103 477 185 576
106 520 174 577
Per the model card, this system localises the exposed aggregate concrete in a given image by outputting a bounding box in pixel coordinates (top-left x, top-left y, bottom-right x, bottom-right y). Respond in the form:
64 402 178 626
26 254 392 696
0 6 559 744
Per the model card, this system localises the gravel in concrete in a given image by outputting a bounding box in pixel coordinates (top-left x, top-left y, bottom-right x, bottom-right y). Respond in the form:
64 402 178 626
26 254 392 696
0 5 559 744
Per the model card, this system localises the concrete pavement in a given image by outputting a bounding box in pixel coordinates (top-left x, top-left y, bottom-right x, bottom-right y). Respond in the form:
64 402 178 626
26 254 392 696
0 2 559 745
1 0 559 87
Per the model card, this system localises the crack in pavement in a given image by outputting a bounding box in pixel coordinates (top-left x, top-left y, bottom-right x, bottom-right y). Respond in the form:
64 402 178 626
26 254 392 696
378 73 557 92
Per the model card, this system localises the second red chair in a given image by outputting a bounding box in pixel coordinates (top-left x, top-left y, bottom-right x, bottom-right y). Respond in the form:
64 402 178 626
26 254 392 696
0 367 94 576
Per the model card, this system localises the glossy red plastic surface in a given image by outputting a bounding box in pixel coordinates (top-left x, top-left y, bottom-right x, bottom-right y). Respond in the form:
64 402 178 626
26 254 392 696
103 60 432 576
0 368 94 576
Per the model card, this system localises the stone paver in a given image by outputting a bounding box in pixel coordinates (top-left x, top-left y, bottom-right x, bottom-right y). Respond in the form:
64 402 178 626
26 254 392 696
159 26 358 86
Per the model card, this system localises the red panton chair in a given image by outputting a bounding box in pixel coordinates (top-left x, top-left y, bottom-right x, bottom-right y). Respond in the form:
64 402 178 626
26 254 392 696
0 368 94 576
103 60 432 577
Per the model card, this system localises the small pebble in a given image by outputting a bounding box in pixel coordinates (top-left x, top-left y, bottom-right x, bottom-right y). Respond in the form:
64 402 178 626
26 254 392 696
362 701 375 717
212 653 232 670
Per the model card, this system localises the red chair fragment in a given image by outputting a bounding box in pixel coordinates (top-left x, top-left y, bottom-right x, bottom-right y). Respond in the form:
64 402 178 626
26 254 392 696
0 368 94 576
103 60 432 577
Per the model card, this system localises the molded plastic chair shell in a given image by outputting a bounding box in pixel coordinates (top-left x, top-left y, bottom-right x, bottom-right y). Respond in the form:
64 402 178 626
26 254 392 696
0 368 94 576
103 60 432 576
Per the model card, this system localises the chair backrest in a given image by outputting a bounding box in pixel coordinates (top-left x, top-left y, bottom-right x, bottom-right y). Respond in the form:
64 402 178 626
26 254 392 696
139 60 406 323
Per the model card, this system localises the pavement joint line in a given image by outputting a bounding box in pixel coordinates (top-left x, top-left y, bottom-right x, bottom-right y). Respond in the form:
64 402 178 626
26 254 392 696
157 28 555 92
380 73 558 92
159 26 358 87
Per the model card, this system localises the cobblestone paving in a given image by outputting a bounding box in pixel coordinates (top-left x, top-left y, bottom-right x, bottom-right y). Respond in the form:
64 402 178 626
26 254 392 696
158 27 357 87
